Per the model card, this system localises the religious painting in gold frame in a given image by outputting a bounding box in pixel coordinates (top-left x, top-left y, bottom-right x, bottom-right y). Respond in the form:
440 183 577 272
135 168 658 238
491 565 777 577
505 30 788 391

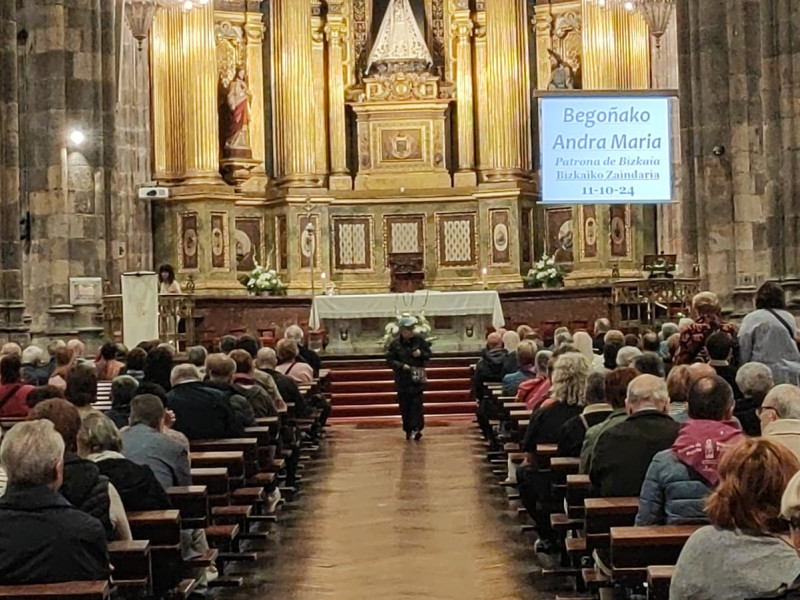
580 205 598 260
234 216 263 272
177 211 199 272
489 208 512 265
276 215 288 272
210 212 229 271
384 214 425 263
298 214 320 270
520 207 533 264
610 205 631 259
545 207 574 263
436 212 477 268
332 216 374 272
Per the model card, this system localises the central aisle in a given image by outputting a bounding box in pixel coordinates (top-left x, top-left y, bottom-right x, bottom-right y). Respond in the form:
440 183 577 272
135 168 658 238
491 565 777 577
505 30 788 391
227 423 535 600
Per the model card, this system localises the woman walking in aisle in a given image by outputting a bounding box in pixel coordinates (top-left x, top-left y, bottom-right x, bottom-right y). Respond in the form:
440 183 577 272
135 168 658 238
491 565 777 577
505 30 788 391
387 316 432 441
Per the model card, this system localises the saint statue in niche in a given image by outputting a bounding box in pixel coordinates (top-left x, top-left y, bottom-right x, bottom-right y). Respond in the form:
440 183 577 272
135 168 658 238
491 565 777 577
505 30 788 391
224 67 252 155
547 49 575 90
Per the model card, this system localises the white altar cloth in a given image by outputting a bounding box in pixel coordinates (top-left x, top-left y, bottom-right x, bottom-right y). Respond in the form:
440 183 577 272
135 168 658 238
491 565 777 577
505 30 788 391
309 290 505 331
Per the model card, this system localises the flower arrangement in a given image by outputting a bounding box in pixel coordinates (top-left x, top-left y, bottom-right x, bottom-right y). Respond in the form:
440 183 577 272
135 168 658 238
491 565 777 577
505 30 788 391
380 312 436 348
239 264 287 296
525 254 567 288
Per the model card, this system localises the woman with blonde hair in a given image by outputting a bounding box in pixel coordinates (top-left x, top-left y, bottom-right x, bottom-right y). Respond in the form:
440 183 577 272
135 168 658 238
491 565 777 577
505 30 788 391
516 353 589 554
670 438 800 599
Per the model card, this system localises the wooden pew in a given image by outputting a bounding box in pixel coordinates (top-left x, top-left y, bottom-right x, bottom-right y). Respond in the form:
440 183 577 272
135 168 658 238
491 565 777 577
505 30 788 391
109 539 151 594
0 581 111 599
565 474 591 519
126 510 184 593
584 497 639 549
610 525 700 583
168 486 209 529
647 565 674 600
189 451 245 489
534 443 558 471
190 439 258 479
191 468 229 507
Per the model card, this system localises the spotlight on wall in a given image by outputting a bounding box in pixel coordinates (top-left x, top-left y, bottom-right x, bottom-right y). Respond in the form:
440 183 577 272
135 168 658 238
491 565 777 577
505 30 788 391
68 129 85 147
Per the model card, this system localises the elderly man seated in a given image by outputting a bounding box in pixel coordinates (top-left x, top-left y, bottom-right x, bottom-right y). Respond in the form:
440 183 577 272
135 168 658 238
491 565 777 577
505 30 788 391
20 345 49 386
590 374 680 497
166 364 242 440
0 420 110 584
284 324 321 377
760 384 800 462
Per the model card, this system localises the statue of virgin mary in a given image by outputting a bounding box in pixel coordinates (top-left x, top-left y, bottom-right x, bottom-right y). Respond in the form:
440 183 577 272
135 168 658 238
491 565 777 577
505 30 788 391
366 0 433 74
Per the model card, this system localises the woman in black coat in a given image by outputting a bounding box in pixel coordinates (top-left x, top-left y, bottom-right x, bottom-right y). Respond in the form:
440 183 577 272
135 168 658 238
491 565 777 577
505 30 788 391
386 316 432 441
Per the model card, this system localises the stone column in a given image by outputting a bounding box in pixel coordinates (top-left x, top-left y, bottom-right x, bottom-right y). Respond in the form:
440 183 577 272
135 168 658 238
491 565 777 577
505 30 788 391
452 1 476 187
325 2 351 190
650 14 682 261
182 4 222 183
471 3 489 175
0 0 28 343
676 0 800 311
272 0 321 187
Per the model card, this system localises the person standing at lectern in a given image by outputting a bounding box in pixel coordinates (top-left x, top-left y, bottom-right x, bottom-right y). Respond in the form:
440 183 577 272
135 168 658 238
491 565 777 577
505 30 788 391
387 316 432 441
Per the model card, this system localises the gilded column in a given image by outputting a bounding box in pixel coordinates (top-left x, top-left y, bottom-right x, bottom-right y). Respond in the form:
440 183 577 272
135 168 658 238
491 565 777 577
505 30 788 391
472 3 490 174
479 0 530 180
311 1 329 179
325 2 351 190
245 13 267 173
273 0 320 187
151 6 186 179
452 1 476 187
183 3 222 182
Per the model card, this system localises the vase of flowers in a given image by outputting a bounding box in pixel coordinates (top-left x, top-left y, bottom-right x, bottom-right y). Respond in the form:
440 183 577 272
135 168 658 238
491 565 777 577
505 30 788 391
524 254 566 289
380 312 436 348
239 264 287 296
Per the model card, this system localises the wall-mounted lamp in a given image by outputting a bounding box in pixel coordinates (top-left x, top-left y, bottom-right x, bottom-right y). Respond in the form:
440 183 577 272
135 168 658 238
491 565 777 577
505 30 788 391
339 326 349 341
465 323 474 338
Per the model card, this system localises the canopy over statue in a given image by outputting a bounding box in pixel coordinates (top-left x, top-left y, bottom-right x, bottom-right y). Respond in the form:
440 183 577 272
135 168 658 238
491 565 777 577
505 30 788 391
366 0 433 73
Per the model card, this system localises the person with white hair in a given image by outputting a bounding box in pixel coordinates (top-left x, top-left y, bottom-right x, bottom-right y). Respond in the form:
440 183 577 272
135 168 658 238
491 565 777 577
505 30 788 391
283 324 321 377
616 345 643 368
590 375 680 497
517 352 589 554
20 345 48 386
734 362 774 436
0 420 110 584
0 342 21 358
67 338 94 368
760 384 800 462
501 330 521 374
165 364 242 440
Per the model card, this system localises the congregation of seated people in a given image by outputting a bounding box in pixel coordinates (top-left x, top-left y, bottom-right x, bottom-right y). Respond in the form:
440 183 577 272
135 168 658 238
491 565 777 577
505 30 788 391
474 281 800 599
0 325 330 595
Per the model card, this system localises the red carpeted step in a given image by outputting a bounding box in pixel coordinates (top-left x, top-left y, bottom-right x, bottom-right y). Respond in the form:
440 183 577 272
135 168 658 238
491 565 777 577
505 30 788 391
329 366 474 382
331 402 476 418
330 378 472 394
330 390 471 407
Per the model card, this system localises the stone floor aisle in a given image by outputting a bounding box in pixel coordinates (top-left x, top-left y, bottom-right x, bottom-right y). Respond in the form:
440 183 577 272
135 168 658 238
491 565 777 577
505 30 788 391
221 423 536 600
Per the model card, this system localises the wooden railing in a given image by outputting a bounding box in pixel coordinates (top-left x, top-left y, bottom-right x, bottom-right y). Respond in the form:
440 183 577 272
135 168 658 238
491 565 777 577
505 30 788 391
102 294 195 348
611 278 700 332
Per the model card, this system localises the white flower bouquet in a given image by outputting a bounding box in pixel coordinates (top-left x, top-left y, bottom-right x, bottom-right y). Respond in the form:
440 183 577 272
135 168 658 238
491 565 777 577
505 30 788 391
524 253 567 288
380 312 436 348
239 264 287 296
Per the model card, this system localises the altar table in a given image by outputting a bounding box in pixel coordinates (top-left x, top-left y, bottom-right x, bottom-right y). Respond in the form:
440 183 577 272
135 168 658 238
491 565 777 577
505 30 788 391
309 291 505 354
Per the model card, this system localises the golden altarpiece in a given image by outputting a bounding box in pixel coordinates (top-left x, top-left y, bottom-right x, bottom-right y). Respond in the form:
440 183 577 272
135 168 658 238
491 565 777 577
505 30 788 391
149 0 656 295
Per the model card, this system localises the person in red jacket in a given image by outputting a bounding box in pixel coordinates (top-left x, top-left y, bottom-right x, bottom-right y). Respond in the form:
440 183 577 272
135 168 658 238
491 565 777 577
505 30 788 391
0 354 34 418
